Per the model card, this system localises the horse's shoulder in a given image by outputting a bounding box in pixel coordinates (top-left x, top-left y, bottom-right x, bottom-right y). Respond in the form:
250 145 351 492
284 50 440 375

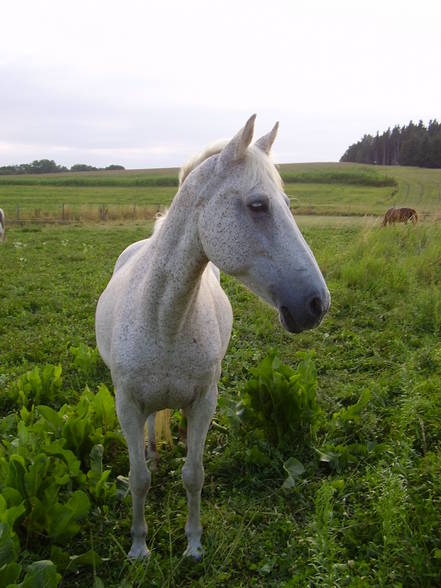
113 237 153 274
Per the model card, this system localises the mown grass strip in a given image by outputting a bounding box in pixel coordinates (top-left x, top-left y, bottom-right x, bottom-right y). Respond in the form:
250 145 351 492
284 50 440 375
0 175 180 188
0 168 397 188
281 171 397 187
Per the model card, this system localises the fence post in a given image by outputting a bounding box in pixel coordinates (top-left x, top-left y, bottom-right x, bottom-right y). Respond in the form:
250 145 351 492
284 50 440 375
133 203 136 219
100 204 108 221
61 203 65 221
16 204 20 222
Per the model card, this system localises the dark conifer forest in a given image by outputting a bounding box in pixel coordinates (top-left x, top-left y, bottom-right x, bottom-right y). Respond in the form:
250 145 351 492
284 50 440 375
340 120 441 168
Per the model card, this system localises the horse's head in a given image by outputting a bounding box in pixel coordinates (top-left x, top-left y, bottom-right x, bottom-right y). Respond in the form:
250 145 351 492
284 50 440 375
196 115 330 333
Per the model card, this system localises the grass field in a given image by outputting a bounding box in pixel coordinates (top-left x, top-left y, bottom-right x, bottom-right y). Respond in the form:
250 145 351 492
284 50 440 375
1 164 441 586
1 162 441 223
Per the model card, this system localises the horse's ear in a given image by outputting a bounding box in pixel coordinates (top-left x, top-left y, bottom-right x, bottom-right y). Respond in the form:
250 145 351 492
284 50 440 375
255 121 279 155
218 114 256 167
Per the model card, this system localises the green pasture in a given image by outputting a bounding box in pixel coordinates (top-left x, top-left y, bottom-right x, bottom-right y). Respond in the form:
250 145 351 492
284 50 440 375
1 162 440 223
1 207 441 585
283 162 441 218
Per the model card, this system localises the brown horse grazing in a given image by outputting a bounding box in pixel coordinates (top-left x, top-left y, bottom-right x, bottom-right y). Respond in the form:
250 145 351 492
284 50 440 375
382 207 418 226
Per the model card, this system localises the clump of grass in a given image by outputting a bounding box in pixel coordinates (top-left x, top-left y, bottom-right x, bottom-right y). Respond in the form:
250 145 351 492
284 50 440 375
336 224 441 334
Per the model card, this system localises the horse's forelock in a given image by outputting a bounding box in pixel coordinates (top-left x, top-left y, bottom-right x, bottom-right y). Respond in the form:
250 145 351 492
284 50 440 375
246 145 283 190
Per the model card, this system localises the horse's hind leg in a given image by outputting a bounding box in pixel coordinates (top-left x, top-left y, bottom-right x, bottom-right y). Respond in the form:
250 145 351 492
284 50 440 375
116 391 151 558
182 389 217 560
146 412 160 469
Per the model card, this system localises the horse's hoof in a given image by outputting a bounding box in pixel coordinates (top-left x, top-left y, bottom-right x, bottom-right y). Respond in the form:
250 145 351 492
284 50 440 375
128 544 150 560
183 545 204 561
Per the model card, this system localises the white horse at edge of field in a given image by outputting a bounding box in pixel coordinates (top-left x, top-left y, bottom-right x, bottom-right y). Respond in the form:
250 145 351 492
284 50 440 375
0 208 5 241
95 115 331 560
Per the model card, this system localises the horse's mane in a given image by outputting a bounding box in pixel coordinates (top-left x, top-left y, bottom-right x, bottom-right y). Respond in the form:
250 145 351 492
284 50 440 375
179 141 283 190
179 141 227 186
153 210 168 233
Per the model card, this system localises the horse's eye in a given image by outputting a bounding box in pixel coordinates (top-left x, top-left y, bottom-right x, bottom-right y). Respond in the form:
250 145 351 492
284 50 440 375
248 200 269 213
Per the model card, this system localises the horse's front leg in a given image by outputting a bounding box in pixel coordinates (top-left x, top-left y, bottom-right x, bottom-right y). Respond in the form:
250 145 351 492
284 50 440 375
182 388 217 560
116 391 151 559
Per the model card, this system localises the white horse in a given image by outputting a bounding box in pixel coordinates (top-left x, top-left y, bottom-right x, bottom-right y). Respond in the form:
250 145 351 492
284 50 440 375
95 115 330 560
0 208 5 242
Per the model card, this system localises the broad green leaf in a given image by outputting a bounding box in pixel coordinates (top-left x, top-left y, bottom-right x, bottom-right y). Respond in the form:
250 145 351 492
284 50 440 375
116 475 130 501
66 490 90 520
21 560 61 588
25 454 50 497
44 442 82 478
36 406 62 433
7 456 27 499
0 488 23 508
0 499 26 529
69 549 103 569
94 384 116 430
283 457 305 478
27 497 48 535
0 522 19 566
49 546 70 571
47 489 90 541
0 561 21 587
46 504 76 541
282 457 305 489
89 444 104 475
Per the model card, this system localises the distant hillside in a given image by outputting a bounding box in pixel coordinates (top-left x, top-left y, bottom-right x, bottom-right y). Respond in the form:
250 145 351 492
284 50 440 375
340 120 441 168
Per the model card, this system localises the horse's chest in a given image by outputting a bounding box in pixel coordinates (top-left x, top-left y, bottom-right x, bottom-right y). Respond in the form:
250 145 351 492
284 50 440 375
118 339 223 411
113 315 227 408
108 270 232 410
136 329 224 379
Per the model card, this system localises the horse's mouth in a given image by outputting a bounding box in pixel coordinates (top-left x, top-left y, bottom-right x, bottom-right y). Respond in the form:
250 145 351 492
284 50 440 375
279 306 304 333
279 303 328 334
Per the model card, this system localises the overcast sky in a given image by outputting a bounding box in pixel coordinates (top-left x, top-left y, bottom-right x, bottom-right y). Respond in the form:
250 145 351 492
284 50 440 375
1 0 440 169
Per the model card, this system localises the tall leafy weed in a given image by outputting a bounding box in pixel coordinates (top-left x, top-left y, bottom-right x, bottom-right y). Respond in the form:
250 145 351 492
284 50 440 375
11 364 62 408
70 343 101 377
240 352 320 451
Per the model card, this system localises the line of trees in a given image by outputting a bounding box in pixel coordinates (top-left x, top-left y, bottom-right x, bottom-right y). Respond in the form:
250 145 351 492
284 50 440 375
340 120 441 168
0 160 125 175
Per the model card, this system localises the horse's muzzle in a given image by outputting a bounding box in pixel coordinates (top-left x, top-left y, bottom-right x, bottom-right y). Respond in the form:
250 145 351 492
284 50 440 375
279 290 330 333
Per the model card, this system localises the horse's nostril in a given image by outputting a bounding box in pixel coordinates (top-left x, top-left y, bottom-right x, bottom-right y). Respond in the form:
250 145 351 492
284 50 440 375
309 296 323 319
281 306 295 328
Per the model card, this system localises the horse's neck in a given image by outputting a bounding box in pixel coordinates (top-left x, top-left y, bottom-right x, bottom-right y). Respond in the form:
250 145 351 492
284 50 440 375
143 184 208 337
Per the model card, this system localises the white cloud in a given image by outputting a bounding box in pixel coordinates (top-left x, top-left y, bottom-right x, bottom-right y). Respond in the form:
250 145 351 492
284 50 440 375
1 0 440 167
